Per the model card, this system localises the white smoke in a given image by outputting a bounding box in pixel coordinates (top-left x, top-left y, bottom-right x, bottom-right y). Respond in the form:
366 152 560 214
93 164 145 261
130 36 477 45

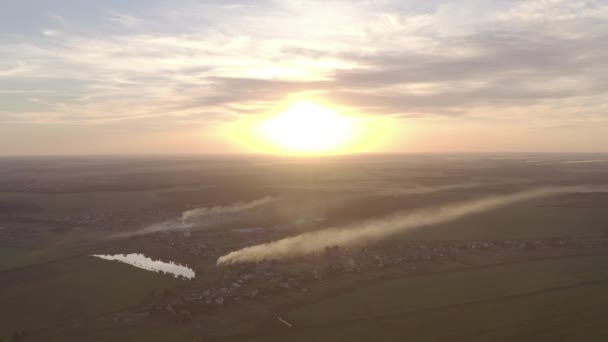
377 183 485 196
561 160 606 164
128 219 192 236
217 186 606 264
181 196 276 223
115 196 277 237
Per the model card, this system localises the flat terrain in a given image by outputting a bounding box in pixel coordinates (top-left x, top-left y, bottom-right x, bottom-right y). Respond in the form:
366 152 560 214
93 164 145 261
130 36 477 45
231 281 608 342
219 256 608 342
2 154 608 341
0 255 183 335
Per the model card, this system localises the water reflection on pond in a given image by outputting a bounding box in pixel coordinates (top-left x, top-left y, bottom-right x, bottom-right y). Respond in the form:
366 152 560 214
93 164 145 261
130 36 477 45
92 253 195 279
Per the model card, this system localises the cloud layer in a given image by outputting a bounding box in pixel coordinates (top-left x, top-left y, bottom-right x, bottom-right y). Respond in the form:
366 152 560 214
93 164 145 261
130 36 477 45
2 1 608 153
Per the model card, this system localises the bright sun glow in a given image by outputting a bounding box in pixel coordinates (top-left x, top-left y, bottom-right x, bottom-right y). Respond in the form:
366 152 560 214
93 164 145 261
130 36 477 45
258 101 356 154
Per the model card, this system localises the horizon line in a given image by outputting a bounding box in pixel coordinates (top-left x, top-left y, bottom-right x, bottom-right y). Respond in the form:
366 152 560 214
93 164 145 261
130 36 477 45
2 151 608 158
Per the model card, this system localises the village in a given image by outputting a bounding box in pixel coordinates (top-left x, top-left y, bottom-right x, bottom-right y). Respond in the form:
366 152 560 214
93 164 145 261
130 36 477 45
118 233 608 323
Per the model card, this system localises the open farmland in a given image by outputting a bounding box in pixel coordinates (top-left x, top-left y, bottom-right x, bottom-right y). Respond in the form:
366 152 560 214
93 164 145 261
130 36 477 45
222 256 608 342
2 155 608 341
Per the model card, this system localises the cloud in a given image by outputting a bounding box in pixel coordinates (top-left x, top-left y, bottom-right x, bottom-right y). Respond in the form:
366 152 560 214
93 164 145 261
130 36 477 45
1 0 608 152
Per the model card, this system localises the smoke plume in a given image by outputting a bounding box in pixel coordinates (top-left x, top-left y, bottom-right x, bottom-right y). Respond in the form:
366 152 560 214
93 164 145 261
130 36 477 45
181 196 276 223
116 196 277 237
377 182 485 196
217 186 605 264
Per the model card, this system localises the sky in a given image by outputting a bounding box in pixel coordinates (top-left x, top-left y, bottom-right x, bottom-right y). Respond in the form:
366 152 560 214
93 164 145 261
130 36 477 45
1 0 608 155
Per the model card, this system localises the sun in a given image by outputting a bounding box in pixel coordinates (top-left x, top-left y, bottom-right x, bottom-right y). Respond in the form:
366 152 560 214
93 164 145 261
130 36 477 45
224 99 394 154
257 101 356 154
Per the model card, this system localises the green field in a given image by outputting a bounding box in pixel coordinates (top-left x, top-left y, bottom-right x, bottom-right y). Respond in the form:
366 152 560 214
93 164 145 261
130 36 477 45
0 256 184 340
0 247 67 272
218 255 608 342
234 281 608 342
288 256 608 324
402 203 608 240
0 190 169 219
3 156 608 341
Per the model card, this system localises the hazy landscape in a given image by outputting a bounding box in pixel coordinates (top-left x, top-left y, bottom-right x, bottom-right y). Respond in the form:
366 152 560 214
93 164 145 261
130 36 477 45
2 154 608 341
3 0 608 340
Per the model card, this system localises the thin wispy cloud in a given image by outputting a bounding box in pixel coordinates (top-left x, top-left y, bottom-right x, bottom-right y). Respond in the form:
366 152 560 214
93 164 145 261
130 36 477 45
1 0 608 154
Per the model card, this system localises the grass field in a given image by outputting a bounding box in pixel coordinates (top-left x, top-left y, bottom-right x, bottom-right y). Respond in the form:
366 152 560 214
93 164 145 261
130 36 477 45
0 190 169 219
231 281 608 342
2 156 608 341
287 255 608 324
0 247 66 272
217 255 608 342
0 255 184 339
401 201 608 240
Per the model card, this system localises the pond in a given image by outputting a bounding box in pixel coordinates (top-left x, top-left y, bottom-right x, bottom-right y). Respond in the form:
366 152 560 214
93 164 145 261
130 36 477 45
92 253 195 279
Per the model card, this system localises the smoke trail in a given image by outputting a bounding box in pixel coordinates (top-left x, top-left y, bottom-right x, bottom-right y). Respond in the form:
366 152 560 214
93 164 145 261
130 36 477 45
181 196 277 223
128 219 191 236
217 186 604 264
377 183 485 196
561 160 606 164
115 196 277 237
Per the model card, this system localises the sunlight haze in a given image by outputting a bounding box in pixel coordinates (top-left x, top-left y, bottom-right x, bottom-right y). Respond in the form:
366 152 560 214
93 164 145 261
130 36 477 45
4 2 608 341
1 0 608 155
